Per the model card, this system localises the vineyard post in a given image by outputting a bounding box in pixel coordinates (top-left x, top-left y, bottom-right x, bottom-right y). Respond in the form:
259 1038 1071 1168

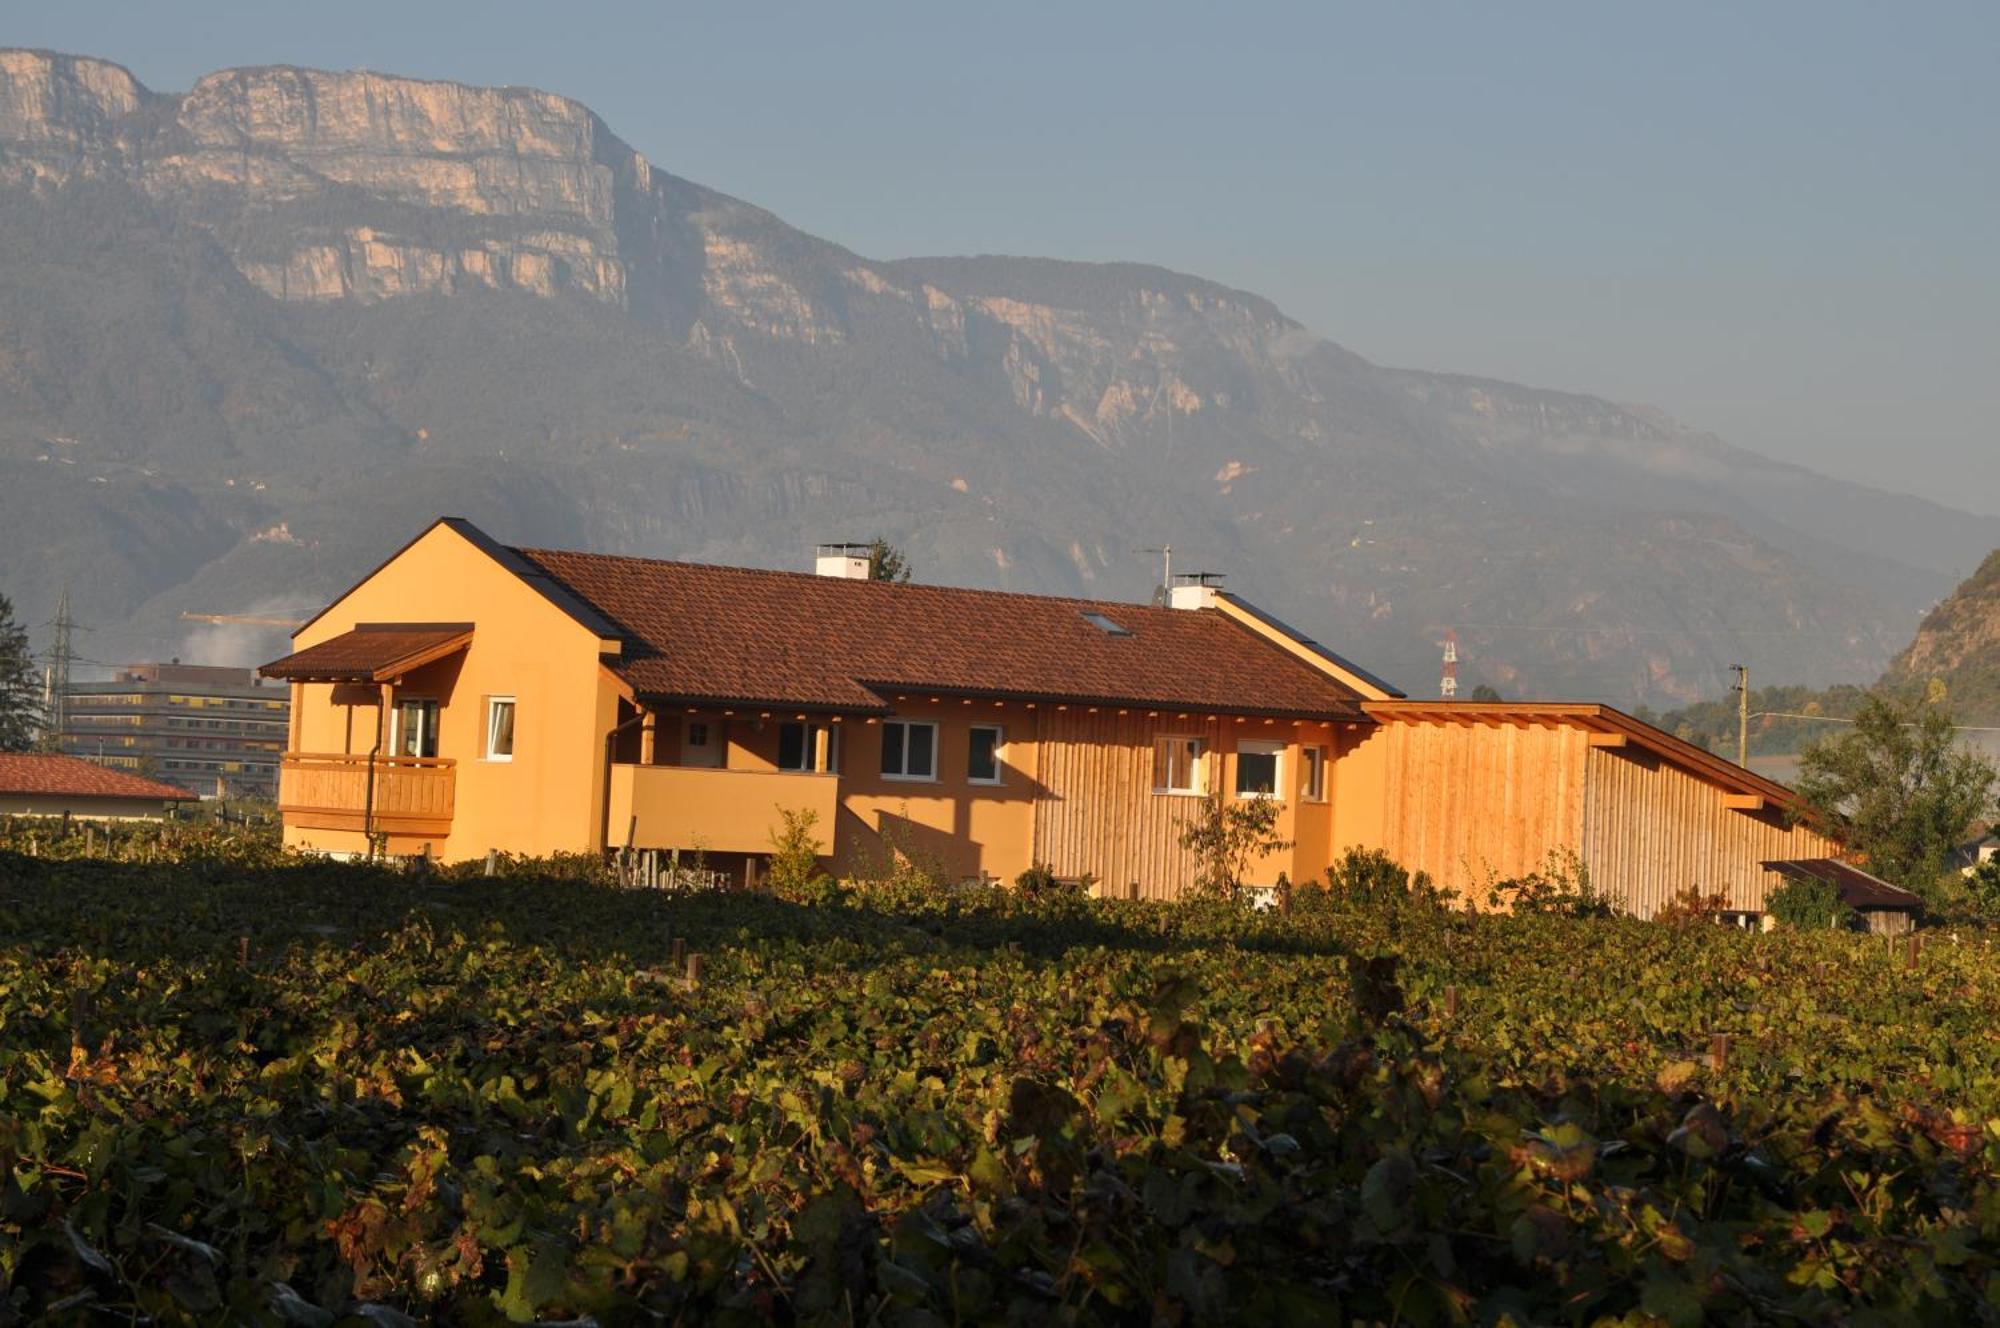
1710 1033 1729 1070
685 953 703 991
238 936 249 967
671 936 686 969
1444 984 1459 1019
484 849 498 878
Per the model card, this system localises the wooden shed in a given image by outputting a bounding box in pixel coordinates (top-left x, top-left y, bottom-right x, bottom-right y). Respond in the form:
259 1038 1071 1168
1761 858 1923 935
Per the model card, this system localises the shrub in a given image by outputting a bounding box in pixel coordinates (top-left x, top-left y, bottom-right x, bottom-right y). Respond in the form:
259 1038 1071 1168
1654 886 1732 926
1014 863 1089 906
1486 849 1619 918
1319 846 1445 909
1764 875 1858 931
766 807 838 905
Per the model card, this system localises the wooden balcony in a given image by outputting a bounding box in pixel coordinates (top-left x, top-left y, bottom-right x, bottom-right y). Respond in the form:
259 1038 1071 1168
607 763 840 855
279 752 456 838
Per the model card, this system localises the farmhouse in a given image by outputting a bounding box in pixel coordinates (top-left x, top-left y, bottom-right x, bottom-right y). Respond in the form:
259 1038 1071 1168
0 752 192 820
264 517 1849 918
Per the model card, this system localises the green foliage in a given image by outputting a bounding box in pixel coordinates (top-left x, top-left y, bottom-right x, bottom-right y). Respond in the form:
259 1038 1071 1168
1486 848 1620 917
1468 682 1504 702
0 592 38 752
1312 845 1447 910
1795 693 1998 899
1764 875 1860 931
1177 789 1292 902
11 849 2000 1320
1012 862 1089 906
1945 858 2000 925
765 805 837 905
866 538 912 583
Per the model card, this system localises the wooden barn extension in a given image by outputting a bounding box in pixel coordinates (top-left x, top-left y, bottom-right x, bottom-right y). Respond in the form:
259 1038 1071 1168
1347 703 1838 918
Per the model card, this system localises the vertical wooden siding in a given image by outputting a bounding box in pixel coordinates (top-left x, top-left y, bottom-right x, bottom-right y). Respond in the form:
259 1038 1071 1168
1580 747 1837 917
1371 720 1590 899
1032 710 1223 900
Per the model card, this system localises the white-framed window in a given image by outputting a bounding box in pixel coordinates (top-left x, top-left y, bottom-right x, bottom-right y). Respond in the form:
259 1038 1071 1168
485 696 516 761
1153 735 1205 795
778 721 839 773
1235 740 1284 799
880 720 938 781
968 724 1004 784
1300 745 1328 803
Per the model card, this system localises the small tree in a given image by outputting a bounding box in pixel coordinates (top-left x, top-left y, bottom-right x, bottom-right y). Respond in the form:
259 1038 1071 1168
1795 694 1997 901
1178 790 1291 902
0 594 39 752
867 539 912 584
766 807 837 905
1469 683 1504 703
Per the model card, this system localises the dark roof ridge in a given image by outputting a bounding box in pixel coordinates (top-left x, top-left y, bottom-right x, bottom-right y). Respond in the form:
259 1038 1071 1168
513 544 1191 621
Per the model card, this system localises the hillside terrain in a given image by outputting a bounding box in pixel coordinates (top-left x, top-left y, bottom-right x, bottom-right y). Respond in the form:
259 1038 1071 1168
1880 548 2000 726
2 49 1996 702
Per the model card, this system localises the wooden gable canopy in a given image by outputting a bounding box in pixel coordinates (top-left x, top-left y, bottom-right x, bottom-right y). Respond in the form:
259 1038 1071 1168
260 623 473 683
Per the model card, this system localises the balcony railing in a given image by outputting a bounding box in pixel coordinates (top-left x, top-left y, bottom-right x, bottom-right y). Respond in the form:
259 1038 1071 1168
607 763 840 855
279 752 456 838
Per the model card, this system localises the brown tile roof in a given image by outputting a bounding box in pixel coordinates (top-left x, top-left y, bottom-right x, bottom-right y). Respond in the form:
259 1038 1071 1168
0 753 192 802
515 548 1369 719
1762 858 1923 910
262 624 473 682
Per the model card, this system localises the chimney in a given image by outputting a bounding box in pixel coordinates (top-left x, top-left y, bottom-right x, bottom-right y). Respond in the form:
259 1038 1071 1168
814 542 872 580
1169 571 1224 611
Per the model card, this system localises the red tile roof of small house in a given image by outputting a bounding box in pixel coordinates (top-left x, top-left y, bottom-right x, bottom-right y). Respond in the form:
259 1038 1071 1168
515 547 1371 719
0 753 192 802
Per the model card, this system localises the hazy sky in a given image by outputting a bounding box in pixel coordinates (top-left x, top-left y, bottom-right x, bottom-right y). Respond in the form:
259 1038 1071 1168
15 1 1997 512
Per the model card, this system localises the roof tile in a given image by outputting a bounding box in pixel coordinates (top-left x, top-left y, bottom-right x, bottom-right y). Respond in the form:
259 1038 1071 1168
0 753 192 802
517 549 1367 718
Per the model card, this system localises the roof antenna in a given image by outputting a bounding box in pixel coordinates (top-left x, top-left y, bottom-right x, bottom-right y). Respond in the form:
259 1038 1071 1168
1134 545 1171 606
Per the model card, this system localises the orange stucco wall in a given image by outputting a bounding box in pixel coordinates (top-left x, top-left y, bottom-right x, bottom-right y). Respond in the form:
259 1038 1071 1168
283 524 622 860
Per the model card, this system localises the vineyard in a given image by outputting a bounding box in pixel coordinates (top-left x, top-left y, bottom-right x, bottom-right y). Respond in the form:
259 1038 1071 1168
4 831 2000 1323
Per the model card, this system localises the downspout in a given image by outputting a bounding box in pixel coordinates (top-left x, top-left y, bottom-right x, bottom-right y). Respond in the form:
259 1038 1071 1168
600 707 649 855
365 680 391 856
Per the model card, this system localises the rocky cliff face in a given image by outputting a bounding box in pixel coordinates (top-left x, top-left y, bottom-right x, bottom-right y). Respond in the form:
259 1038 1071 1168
3 48 1996 703
1881 550 2000 719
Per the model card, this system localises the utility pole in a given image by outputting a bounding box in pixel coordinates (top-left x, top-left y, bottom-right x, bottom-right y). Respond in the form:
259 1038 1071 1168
1730 663 1749 767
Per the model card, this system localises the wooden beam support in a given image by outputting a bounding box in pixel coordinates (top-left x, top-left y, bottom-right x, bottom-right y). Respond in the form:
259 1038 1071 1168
1586 732 1629 748
1722 793 1768 812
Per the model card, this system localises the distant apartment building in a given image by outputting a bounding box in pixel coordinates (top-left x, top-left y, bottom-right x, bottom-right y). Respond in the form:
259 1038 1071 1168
61 663 290 800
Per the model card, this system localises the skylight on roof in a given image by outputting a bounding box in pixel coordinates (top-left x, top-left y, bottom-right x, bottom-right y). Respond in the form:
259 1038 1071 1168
1081 611 1131 636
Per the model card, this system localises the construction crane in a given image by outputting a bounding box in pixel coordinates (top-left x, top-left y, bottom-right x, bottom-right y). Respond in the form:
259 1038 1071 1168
180 611 307 629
